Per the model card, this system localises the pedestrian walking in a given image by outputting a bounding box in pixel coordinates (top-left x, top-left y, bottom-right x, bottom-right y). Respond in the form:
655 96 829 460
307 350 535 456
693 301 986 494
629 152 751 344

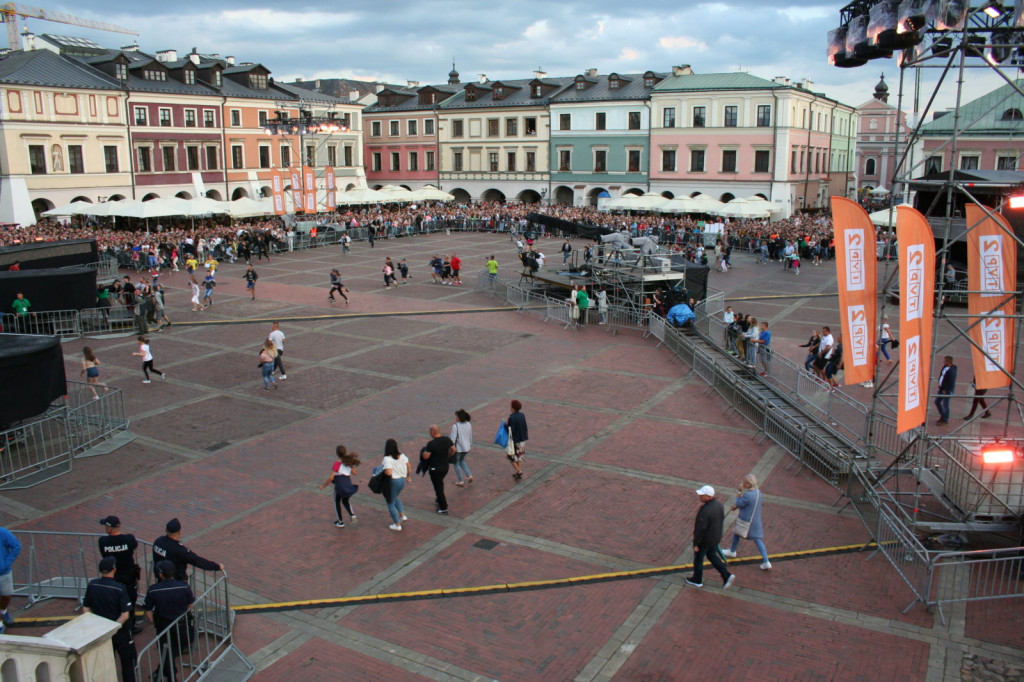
576 285 590 326
81 347 108 399
507 399 528 480
450 253 462 285
328 269 349 303
319 445 360 527
485 255 498 287
398 258 411 283
964 377 992 420
84 556 138 682
153 285 172 330
561 238 572 264
686 485 735 590
421 425 453 514
268 321 287 380
202 273 216 307
98 515 142 633
0 526 20 633
144 560 193 682
596 285 608 325
133 336 165 383
450 409 473 486
243 264 258 300
722 475 771 570
152 518 222 581
934 355 957 425
877 316 893 364
383 439 410 531
258 339 277 391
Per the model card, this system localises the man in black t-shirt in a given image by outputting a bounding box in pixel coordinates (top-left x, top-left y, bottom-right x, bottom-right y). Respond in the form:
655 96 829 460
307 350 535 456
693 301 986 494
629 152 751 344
84 556 137 682
152 518 222 581
98 515 142 634
421 425 454 515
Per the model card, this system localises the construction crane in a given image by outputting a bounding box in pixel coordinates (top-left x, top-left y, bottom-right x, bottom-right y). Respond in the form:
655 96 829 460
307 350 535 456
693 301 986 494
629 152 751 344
0 4 138 50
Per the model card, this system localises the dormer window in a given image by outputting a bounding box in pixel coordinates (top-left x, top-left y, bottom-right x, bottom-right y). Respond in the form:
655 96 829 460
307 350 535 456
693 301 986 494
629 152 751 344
532 85 542 97
494 86 503 100
213 71 222 87
249 74 268 90
184 69 195 85
466 88 476 102
115 63 127 80
609 76 620 89
576 81 585 91
644 76 655 87
1002 108 1023 121
143 69 166 82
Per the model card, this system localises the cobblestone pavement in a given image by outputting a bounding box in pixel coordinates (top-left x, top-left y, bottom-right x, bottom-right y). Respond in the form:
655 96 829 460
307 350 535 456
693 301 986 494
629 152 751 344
3 235 1022 681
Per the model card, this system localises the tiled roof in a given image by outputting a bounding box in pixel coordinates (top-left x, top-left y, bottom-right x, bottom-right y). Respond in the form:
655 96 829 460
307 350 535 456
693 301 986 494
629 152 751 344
552 72 670 103
363 83 460 113
653 72 783 92
441 76 575 109
919 79 1024 135
0 49 119 90
273 81 355 106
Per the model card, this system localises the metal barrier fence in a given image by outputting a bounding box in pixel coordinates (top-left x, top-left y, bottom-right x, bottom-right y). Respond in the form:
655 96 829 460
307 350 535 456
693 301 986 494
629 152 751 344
0 310 81 339
929 548 1024 623
868 500 935 615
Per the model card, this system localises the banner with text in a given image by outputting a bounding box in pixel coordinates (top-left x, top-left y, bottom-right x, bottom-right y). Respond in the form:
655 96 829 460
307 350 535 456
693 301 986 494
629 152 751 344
303 166 316 213
270 169 285 215
896 205 936 434
965 204 1017 389
831 197 878 385
289 168 302 213
324 166 337 211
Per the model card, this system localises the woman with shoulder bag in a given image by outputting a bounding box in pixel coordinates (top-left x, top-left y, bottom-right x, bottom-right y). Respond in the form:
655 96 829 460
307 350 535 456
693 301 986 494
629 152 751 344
722 474 771 570
258 340 277 391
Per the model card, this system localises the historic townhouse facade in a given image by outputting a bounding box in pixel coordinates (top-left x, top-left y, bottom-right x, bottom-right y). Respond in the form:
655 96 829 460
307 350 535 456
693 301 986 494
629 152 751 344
436 74 573 203
854 74 911 197
649 72 857 217
548 69 667 207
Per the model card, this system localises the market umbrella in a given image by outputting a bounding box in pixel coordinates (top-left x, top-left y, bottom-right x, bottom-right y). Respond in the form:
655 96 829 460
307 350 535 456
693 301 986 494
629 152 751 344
42 200 95 217
689 194 725 213
870 186 890 196
104 197 192 218
633 192 670 211
225 197 274 218
658 197 701 214
336 187 387 205
712 199 771 219
867 204 912 227
602 194 646 211
408 185 454 202
185 197 229 216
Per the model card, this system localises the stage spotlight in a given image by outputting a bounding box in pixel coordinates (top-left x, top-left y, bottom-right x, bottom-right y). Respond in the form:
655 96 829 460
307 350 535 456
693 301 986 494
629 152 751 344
263 125 276 135
981 442 1016 464
829 26 869 67
937 0 970 30
1008 194 1024 208
899 0 929 32
982 0 1004 18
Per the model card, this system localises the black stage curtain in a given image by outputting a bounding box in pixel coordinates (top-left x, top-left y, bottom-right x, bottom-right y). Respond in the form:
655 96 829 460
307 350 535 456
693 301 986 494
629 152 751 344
0 267 98 312
0 334 66 424
0 239 98 270
670 258 709 301
525 213 611 240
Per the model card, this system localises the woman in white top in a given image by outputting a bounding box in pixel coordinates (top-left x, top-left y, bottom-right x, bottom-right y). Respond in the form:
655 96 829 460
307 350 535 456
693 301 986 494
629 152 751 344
132 335 165 383
383 438 411 531
877 316 893 364
190 276 204 312
449 409 473 486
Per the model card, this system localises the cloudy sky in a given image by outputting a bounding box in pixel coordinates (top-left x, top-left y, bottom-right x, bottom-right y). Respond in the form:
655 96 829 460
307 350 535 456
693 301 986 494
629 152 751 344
29 0 1011 116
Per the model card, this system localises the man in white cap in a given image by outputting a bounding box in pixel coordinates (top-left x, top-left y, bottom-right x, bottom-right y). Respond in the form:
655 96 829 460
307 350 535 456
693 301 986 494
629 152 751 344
686 485 734 590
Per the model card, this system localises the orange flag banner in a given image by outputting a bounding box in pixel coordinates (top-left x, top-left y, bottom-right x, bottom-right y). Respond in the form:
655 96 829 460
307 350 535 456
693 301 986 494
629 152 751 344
831 197 878 385
303 166 316 213
896 206 936 434
965 204 1017 389
289 168 302 213
324 166 337 211
270 169 286 216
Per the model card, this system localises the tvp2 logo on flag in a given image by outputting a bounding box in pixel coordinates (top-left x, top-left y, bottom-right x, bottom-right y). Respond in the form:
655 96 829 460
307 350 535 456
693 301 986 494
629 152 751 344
896 206 935 434
844 229 866 290
902 336 923 412
966 204 1017 388
905 245 926 321
831 197 877 385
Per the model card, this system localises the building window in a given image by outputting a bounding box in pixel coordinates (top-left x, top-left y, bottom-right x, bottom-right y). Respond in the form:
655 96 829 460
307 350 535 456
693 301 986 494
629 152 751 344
184 69 195 85
865 158 876 176
690 149 705 172
488 119 499 137
391 152 400 171
159 108 171 126
644 75 655 87
724 106 738 127
65 145 83 173
259 146 271 168
137 147 152 172
425 150 435 171
628 149 641 172
663 107 676 128
609 77 620 89
258 111 268 127
407 119 418 136
231 145 243 169
791 150 798 174
424 119 435 135
960 156 979 170
230 109 241 126
754 149 770 173
465 89 476 102
722 149 737 173
305 145 315 166
143 69 166 82
526 151 536 171
997 155 1017 170
559 113 571 131
596 112 607 131
115 63 127 80
452 120 464 137
693 106 706 127
371 121 382 137
162 146 176 171
249 74 268 89
505 151 515 171
344 146 353 167
371 152 382 172
506 118 518 136
134 107 147 125
525 117 537 135
205 146 218 170
594 149 607 172
185 110 196 127
453 151 463 172
661 149 676 172
533 85 542 97
281 146 291 168
558 149 571 171
327 146 337 167
628 111 641 130
925 155 942 174
389 120 399 136
187 146 199 170
1001 108 1023 121
800 150 804 173
204 110 215 127
488 152 499 172
494 86 503 100
757 105 771 127
104 145 119 173
409 151 418 171
213 71 222 87
575 80 585 91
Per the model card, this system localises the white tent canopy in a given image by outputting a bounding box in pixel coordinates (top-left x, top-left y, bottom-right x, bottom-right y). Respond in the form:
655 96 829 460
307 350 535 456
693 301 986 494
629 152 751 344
225 197 274 218
712 198 772 219
601 193 647 211
42 200 98 217
336 187 388 205
867 203 913 227
658 197 702 214
409 185 454 202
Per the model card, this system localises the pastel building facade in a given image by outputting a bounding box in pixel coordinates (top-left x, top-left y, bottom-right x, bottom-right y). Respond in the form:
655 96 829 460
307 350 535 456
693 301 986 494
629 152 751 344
854 74 911 195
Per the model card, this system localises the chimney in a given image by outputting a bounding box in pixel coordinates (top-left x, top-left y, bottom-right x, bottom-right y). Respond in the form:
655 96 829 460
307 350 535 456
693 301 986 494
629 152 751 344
800 78 813 90
20 30 34 51
533 68 546 79
121 41 139 52
477 73 487 84
772 76 790 85
407 80 420 88
350 90 359 101
156 49 177 62
295 77 303 83
226 56 235 66
671 65 693 76
585 68 598 78
375 83 384 93
189 52 200 65
315 79 321 88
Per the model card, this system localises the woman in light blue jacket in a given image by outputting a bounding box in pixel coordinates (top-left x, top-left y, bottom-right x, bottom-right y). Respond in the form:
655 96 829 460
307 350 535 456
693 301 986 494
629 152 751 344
722 474 771 570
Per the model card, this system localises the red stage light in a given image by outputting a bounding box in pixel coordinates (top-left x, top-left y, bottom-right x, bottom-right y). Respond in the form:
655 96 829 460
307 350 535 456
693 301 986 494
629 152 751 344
981 445 1016 464
1008 195 1024 209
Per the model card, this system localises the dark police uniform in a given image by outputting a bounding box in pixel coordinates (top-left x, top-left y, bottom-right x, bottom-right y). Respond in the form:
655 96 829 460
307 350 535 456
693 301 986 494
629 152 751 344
152 535 219 581
83 576 137 682
144 577 194 682
98 532 140 616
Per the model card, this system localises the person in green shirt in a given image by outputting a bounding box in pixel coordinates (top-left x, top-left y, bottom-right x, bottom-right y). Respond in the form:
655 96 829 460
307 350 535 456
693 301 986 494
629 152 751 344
485 255 498 288
11 293 30 316
576 285 590 326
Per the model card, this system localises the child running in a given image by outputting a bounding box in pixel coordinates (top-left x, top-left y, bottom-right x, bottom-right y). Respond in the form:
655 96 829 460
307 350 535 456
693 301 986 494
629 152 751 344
328 269 349 303
80 347 107 399
319 445 361 527
133 336 165 383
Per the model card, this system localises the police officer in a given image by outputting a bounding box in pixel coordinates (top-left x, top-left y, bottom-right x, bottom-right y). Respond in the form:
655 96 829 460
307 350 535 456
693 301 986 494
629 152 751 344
144 560 193 682
83 557 138 682
98 515 142 633
152 518 222 581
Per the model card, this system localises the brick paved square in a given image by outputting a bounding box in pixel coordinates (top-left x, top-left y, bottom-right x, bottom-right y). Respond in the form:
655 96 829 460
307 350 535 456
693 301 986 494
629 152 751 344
644 380 760 431
130 395 308 449
519 368 676 411
327 315 442 340
340 533 656 681
274 366 402 410
412 325 528 353
763 457 850 506
229 614 290 662
467 401 620 459
338 344 468 379
584 344 681 376
966 598 1024 649
259 636 431 681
